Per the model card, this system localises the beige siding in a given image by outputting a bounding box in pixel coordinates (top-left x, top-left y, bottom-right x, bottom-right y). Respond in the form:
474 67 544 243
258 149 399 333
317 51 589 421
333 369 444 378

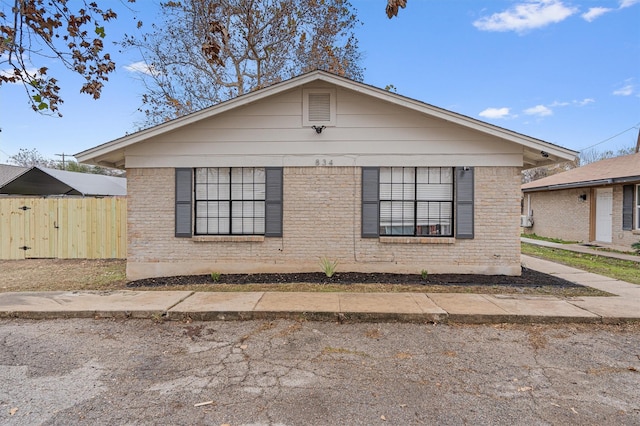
126 166 522 280
124 85 523 169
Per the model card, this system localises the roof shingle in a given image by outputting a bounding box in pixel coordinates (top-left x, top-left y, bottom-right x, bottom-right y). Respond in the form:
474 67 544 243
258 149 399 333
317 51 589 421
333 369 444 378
522 152 640 191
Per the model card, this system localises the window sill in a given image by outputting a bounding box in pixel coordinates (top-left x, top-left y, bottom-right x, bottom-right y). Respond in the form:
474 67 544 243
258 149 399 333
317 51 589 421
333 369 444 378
192 235 265 243
632 230 640 235
379 237 455 245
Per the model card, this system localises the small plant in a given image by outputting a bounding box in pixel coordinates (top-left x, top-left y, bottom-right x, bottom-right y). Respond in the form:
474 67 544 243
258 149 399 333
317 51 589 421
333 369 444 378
210 272 221 282
632 241 640 255
421 269 429 280
319 257 338 278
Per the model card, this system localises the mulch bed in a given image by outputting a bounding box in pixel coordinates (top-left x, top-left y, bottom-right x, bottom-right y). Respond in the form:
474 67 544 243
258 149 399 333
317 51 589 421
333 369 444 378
127 267 584 289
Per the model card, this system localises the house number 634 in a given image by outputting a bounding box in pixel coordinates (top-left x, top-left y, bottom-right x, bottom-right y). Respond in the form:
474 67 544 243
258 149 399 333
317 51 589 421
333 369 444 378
315 159 334 166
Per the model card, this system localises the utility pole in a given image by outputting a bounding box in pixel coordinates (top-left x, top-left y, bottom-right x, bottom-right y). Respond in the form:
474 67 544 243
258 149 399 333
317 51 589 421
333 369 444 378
55 153 67 169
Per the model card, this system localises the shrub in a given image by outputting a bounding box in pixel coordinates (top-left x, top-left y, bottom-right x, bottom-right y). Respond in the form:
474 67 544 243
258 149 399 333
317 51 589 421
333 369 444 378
421 269 429 280
319 257 338 278
632 241 640 255
210 272 221 282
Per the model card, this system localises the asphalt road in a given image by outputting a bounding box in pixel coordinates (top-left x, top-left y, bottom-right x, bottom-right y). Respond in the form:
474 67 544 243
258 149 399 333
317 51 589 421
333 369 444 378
0 319 638 425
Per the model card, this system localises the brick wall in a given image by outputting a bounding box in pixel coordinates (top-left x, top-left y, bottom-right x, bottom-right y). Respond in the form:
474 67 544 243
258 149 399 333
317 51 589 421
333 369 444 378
524 185 639 249
523 188 591 242
126 166 523 279
612 185 640 248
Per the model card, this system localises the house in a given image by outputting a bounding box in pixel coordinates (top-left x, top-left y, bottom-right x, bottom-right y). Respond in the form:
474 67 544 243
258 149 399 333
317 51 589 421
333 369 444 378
522 152 640 250
0 166 126 196
76 71 576 280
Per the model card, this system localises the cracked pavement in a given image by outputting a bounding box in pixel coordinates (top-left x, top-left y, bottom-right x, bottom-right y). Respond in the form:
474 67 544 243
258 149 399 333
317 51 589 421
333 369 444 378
0 319 638 425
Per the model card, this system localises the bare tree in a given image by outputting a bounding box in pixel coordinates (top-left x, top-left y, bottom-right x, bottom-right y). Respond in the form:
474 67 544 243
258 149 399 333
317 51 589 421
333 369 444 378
522 145 636 183
578 146 636 166
124 0 363 127
9 148 123 175
9 148 56 167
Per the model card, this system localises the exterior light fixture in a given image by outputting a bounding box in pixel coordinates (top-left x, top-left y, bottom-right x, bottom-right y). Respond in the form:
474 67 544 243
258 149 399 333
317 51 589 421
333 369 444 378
312 125 325 134
540 151 549 158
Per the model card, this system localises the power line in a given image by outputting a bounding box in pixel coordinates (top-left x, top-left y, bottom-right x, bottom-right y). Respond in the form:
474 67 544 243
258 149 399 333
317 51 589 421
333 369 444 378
55 153 68 169
578 123 640 152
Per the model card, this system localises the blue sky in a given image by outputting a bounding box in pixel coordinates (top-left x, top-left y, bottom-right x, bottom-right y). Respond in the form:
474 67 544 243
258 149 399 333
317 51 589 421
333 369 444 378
1 0 639 164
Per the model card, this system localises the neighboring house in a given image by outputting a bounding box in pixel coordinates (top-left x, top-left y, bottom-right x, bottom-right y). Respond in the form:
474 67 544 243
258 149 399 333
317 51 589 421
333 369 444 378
76 71 576 280
0 166 126 196
0 167 127 259
0 164 28 188
521 152 640 250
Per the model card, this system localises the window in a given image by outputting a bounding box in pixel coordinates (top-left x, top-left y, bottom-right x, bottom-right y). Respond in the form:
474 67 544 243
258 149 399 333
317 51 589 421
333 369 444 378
194 167 265 235
636 184 640 229
379 167 453 236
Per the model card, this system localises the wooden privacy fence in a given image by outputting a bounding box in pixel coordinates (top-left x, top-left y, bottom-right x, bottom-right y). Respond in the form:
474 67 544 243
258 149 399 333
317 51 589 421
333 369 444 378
0 197 126 260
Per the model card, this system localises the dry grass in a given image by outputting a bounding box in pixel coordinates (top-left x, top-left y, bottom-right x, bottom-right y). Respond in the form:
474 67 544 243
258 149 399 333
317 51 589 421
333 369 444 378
0 259 127 293
0 258 607 297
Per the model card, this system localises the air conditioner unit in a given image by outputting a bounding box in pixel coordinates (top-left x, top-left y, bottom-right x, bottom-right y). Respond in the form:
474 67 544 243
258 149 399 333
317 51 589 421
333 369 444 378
520 215 533 228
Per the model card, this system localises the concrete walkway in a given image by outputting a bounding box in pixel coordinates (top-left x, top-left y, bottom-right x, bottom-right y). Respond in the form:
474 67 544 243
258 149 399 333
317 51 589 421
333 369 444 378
521 237 640 262
0 255 637 324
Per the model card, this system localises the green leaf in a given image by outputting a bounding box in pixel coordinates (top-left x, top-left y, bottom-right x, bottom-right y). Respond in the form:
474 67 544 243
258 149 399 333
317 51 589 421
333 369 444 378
37 102 49 110
95 26 106 38
32 94 42 103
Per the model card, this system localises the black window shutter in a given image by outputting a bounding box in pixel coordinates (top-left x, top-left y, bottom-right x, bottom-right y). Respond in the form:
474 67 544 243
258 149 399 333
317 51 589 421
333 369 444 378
175 168 193 237
455 167 474 239
265 167 283 237
622 185 633 231
362 167 380 238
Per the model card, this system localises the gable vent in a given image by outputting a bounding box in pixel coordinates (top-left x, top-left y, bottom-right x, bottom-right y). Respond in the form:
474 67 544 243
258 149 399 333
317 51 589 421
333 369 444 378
308 93 331 122
303 88 336 127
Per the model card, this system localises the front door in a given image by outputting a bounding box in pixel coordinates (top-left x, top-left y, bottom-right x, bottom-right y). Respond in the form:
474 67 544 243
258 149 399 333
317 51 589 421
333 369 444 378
595 188 613 243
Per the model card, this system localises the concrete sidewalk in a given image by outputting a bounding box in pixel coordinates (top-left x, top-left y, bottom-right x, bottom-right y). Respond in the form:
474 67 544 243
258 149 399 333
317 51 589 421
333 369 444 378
521 237 640 262
0 255 637 324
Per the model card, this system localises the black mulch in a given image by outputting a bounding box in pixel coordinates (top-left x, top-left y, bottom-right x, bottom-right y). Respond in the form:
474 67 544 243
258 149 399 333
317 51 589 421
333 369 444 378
126 267 584 289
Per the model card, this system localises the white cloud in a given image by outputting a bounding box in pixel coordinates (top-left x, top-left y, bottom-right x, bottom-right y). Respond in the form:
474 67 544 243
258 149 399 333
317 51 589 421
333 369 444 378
620 0 640 8
524 105 553 116
473 0 578 33
550 98 595 107
613 84 634 96
576 98 595 106
479 107 512 119
582 7 613 22
124 61 159 76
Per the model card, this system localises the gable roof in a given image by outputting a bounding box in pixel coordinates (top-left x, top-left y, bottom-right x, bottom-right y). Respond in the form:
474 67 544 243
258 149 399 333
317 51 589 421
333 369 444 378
76 70 576 169
522 152 640 192
0 164 28 187
0 166 126 196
